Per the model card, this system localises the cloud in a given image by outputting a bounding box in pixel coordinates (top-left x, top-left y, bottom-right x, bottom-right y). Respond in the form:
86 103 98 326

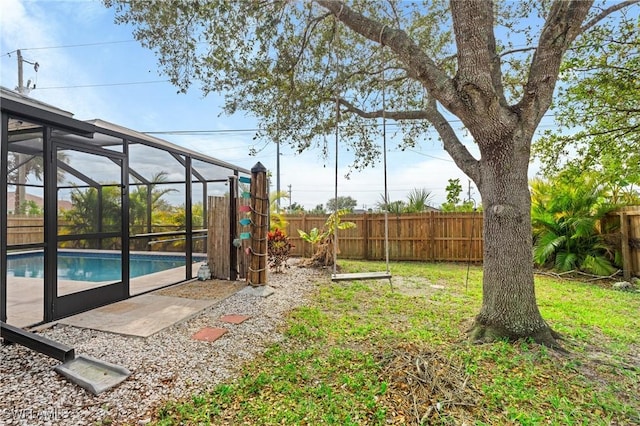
1 0 115 120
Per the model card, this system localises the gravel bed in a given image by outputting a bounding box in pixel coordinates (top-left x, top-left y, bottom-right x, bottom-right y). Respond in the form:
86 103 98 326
1 261 326 425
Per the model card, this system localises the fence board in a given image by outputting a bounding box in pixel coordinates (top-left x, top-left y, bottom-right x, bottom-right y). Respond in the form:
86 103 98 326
609 207 640 278
7 216 45 245
284 212 484 263
631 212 640 277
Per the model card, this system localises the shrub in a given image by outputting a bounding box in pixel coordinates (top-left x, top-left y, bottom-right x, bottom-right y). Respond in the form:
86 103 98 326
297 209 356 267
530 177 619 275
268 228 294 273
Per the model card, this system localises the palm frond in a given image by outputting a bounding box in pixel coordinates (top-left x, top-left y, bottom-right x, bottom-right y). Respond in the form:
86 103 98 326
581 255 616 276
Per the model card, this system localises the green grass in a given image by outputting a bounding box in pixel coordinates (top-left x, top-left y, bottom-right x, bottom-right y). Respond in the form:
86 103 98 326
152 260 640 425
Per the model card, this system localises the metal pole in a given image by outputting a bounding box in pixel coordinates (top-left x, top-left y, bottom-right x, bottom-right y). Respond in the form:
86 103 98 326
17 50 24 93
15 50 26 214
276 141 280 209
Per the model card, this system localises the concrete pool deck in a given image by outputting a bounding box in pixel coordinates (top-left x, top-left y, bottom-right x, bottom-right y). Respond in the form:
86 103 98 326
6 262 207 329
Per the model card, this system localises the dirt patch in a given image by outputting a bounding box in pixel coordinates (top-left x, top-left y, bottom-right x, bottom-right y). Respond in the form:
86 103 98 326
155 279 246 301
392 276 444 298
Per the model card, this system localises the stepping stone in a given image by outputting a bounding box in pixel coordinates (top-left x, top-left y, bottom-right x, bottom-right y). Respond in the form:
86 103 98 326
219 314 250 324
192 327 228 342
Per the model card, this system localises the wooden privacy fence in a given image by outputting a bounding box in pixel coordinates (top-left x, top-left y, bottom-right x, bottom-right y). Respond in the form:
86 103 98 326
608 207 640 279
283 212 484 263
7 216 45 245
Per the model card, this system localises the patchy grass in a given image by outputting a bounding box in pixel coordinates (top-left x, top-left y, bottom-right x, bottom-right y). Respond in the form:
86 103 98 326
153 260 640 425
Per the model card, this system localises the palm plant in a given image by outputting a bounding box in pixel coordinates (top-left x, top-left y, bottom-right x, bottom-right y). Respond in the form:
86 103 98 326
298 208 356 267
61 185 122 249
406 188 435 212
530 177 619 275
9 151 69 214
376 188 434 213
269 190 290 231
129 171 177 234
376 196 405 213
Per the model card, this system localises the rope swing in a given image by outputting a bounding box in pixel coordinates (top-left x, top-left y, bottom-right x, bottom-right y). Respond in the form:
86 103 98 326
331 21 392 285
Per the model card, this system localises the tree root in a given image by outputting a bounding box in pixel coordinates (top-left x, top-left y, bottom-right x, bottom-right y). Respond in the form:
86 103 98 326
468 320 567 352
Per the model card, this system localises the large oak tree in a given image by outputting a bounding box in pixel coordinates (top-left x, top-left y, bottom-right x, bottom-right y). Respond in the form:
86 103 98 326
106 0 639 346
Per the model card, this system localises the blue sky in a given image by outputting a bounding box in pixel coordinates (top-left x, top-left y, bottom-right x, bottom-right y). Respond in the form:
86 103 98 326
1 0 559 210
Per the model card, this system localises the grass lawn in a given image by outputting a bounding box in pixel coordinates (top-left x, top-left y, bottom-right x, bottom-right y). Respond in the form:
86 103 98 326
154 260 640 425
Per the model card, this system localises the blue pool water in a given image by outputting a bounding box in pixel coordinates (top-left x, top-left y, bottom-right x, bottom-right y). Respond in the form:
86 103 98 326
7 252 206 282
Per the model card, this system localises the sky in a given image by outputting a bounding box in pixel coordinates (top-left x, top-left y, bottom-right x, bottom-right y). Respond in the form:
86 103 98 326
0 0 559 210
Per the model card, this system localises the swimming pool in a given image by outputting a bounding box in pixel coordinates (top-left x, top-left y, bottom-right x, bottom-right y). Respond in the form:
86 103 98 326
7 251 206 282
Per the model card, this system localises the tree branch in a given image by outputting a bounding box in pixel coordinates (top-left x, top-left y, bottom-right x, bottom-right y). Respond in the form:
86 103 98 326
499 46 537 58
423 96 481 185
315 0 462 114
290 11 333 73
580 0 640 33
337 95 481 185
337 98 428 120
450 0 502 101
518 1 592 130
583 123 640 138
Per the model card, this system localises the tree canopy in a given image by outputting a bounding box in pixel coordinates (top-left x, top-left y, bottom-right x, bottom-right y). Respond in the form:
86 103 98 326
533 13 639 197
326 195 358 212
105 1 637 179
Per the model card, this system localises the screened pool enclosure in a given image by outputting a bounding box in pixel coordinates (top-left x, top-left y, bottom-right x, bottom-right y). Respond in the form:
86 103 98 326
1 87 250 327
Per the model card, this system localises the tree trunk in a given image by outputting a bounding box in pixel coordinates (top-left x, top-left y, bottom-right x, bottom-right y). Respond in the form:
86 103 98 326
15 153 26 214
469 136 560 348
307 236 335 268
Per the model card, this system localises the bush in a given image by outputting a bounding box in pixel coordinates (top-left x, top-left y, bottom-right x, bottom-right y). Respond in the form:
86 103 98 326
268 228 294 273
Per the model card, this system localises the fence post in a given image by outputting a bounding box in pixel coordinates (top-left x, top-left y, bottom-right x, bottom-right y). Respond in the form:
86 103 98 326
429 211 436 262
362 213 369 260
620 212 631 280
301 213 307 257
248 162 268 286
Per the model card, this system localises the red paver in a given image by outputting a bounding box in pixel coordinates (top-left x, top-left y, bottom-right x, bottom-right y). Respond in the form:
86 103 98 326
219 314 251 325
192 327 228 342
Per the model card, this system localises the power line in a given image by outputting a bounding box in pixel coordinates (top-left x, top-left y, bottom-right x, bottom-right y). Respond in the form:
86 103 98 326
36 80 170 90
3 40 136 57
142 113 558 135
403 149 454 162
145 128 260 135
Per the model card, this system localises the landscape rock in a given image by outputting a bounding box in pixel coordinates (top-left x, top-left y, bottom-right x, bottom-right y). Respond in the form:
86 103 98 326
612 281 635 291
0 259 325 425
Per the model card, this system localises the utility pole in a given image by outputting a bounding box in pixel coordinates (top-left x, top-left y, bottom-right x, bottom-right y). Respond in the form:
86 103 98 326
16 50 38 95
288 184 292 211
14 50 37 214
17 50 24 94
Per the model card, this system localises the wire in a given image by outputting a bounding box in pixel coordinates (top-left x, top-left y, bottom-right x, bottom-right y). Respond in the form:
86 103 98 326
35 80 170 90
140 113 557 136
147 129 259 135
404 148 455 162
3 40 136 56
